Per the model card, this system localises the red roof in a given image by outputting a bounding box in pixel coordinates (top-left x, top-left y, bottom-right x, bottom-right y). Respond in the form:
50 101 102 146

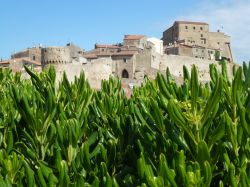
175 21 208 25
0 60 10 65
124 35 145 40
95 44 120 49
97 53 113 57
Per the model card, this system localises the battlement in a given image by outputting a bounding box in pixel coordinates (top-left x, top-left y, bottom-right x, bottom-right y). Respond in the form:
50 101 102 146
41 47 71 66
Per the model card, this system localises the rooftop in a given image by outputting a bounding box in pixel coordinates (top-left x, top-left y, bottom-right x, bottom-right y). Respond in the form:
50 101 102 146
174 21 208 25
0 60 10 65
95 44 120 49
112 51 137 56
124 35 145 40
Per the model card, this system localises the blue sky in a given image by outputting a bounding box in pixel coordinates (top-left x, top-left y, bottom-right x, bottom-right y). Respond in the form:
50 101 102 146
0 0 249 64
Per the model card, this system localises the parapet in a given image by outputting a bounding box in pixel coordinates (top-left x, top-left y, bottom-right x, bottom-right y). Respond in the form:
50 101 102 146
41 47 71 67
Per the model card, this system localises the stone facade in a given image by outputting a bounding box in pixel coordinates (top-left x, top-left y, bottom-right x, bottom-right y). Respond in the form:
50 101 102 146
11 46 42 63
162 21 233 62
5 21 236 90
41 43 84 68
41 47 71 66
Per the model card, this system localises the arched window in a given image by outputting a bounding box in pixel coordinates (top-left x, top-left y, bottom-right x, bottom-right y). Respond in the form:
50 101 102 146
122 69 129 78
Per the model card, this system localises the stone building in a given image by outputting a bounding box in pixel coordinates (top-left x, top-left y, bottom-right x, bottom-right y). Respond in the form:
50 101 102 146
4 20 236 89
83 35 150 79
41 43 84 68
11 46 42 63
123 35 147 49
162 21 233 62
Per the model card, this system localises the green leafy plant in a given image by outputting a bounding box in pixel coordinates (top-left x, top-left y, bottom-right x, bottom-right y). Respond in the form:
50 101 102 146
0 62 249 186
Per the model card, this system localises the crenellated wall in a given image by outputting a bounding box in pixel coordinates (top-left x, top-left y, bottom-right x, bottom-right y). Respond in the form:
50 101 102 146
41 47 71 67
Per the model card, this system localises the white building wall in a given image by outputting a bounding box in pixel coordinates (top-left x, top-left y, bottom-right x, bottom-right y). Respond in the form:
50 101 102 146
147 37 163 55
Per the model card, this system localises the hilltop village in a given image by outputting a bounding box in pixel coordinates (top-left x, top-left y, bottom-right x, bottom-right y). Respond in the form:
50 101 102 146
0 21 235 89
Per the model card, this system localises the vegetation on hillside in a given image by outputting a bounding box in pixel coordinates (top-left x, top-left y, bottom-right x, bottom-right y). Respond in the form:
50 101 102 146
0 62 249 186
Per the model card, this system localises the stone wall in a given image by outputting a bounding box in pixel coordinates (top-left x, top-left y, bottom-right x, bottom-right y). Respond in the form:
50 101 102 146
160 55 234 83
113 55 135 79
178 23 209 47
162 21 233 62
208 32 232 61
41 47 71 67
11 47 42 63
52 57 113 89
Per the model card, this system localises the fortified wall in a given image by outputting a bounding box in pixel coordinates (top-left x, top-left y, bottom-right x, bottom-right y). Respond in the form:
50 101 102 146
41 47 71 67
6 21 237 90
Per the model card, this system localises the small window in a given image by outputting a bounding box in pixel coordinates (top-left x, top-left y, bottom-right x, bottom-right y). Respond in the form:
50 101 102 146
202 50 204 52
33 56 36 61
193 26 196 30
185 26 188 29
217 42 220 45
201 34 203 37
200 27 203 30
123 58 127 63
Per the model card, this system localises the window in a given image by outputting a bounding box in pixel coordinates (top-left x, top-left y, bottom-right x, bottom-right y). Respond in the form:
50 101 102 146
185 26 188 29
201 39 206 45
33 56 36 61
200 27 203 30
193 26 196 30
123 58 127 63
122 69 129 78
201 34 203 37
217 42 220 45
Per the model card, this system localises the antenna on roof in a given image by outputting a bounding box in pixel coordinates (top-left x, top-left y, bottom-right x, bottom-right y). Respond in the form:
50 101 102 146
218 26 224 32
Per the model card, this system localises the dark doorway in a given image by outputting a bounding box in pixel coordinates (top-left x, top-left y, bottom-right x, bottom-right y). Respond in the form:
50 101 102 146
122 69 129 78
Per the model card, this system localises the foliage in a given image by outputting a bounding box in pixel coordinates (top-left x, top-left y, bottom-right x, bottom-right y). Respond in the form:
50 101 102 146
0 62 249 186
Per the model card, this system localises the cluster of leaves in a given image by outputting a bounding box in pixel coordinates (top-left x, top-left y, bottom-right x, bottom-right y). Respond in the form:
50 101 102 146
0 62 249 186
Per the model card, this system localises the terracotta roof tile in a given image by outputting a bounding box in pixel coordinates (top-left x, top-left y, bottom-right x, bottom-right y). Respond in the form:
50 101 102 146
124 35 145 40
83 54 98 59
0 60 10 65
97 53 113 57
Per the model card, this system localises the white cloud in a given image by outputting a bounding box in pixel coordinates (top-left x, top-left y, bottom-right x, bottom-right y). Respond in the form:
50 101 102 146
177 0 250 64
